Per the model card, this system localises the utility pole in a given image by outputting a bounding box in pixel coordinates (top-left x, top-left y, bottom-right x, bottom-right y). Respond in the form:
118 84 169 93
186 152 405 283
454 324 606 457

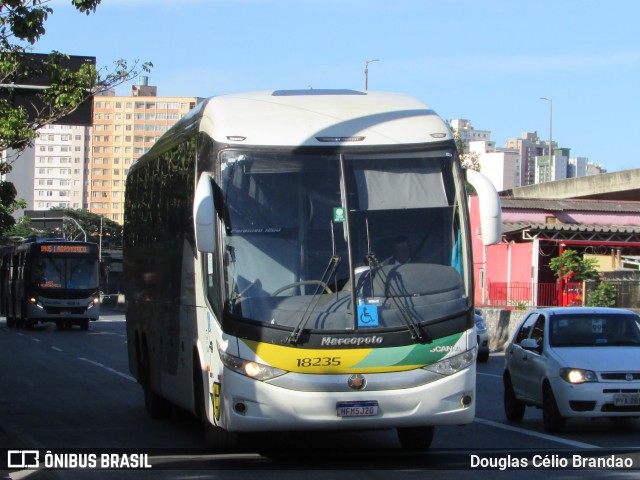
364 59 379 90
540 97 553 177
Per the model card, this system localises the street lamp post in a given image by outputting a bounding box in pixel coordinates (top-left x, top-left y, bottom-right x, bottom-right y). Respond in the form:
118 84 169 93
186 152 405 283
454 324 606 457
540 97 553 174
62 216 87 242
364 59 379 90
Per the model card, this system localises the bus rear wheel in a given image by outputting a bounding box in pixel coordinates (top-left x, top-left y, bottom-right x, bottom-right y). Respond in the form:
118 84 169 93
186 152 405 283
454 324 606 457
139 342 171 419
397 426 434 450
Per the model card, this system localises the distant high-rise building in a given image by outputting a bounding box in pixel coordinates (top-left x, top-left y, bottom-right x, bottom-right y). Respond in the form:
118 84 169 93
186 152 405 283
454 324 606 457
449 119 492 152
3 80 201 225
467 140 520 191
31 124 89 211
535 147 569 183
449 118 520 191
567 157 588 178
586 162 606 176
4 146 35 219
88 82 201 223
504 132 546 187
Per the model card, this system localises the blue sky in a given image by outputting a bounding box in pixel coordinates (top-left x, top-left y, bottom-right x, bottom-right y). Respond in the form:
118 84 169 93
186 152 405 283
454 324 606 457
32 0 640 173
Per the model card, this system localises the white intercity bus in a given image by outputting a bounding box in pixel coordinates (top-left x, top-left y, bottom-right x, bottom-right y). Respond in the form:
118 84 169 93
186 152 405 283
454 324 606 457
123 89 501 449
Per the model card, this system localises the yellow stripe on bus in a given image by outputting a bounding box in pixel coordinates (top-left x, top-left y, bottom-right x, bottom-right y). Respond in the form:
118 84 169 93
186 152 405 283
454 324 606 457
240 336 463 374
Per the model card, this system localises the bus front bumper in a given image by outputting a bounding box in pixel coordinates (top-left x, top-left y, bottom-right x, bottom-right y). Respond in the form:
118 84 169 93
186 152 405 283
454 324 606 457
216 366 476 432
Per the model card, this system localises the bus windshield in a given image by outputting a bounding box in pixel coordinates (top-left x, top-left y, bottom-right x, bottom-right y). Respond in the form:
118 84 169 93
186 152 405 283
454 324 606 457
32 257 99 290
218 148 468 333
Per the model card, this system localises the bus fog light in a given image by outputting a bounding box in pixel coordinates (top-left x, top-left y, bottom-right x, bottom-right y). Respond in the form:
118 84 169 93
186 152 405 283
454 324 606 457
461 393 473 407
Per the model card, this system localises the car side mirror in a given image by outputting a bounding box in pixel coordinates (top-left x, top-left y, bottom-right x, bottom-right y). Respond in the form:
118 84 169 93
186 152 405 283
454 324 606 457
520 337 541 353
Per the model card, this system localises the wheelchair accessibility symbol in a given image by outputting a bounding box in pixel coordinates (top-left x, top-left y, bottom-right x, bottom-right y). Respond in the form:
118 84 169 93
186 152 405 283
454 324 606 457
357 304 379 327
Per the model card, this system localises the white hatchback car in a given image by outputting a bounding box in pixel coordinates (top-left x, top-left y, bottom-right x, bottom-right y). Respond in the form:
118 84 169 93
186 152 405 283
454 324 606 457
503 307 640 433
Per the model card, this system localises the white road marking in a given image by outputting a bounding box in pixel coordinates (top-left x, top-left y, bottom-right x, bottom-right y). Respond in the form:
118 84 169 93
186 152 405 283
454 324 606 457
474 417 599 449
51 346 63 352
77 356 136 383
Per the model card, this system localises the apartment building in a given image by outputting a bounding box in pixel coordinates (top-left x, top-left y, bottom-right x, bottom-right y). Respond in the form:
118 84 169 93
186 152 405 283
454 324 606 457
88 80 200 223
33 124 89 211
504 132 547 187
467 140 520 191
18 79 200 224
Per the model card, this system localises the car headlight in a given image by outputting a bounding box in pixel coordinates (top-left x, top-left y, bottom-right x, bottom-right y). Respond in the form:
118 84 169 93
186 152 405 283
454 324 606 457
559 368 598 384
422 347 477 376
218 348 286 381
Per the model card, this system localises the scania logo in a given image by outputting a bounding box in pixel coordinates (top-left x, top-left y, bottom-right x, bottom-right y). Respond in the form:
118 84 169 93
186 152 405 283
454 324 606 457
430 345 461 353
348 374 367 391
626 373 634 382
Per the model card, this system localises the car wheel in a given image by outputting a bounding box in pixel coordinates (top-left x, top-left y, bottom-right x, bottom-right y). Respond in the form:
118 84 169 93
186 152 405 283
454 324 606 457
504 376 525 422
542 384 565 433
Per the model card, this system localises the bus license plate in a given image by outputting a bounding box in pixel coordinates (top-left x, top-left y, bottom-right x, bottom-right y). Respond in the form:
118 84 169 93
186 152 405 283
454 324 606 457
614 394 640 406
336 401 379 417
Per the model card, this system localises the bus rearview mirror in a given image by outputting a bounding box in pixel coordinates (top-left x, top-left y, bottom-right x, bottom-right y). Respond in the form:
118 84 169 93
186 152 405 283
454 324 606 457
193 174 216 253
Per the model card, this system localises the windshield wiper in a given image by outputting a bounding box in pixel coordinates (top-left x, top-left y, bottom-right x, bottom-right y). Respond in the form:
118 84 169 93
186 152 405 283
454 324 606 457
286 221 341 345
361 218 430 344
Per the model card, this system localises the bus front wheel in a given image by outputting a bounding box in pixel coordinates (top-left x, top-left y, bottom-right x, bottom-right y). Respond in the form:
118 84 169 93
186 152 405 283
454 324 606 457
193 352 238 449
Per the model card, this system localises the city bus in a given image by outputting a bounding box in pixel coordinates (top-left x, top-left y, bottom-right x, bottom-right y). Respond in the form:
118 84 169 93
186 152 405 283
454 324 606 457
1 238 101 330
123 89 502 449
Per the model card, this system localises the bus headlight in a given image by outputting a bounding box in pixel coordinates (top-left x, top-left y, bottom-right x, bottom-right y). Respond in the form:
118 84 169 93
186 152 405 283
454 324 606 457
29 297 44 309
218 349 286 381
422 346 477 376
87 296 100 309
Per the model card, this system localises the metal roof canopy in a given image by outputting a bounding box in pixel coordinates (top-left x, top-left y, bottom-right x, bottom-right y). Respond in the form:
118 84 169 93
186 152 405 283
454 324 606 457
502 222 640 244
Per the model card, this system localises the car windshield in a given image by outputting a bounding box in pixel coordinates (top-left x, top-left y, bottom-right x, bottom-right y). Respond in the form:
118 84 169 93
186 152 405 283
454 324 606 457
550 313 640 347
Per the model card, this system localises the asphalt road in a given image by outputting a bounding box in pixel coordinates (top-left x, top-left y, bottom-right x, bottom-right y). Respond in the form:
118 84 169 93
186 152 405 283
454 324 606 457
1 309 639 479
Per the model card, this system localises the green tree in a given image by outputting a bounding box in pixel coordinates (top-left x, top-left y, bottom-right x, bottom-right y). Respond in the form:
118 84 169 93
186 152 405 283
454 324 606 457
549 249 600 282
0 1 151 238
0 180 26 234
586 281 617 307
54 208 122 247
3 208 122 247
1 1 152 166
